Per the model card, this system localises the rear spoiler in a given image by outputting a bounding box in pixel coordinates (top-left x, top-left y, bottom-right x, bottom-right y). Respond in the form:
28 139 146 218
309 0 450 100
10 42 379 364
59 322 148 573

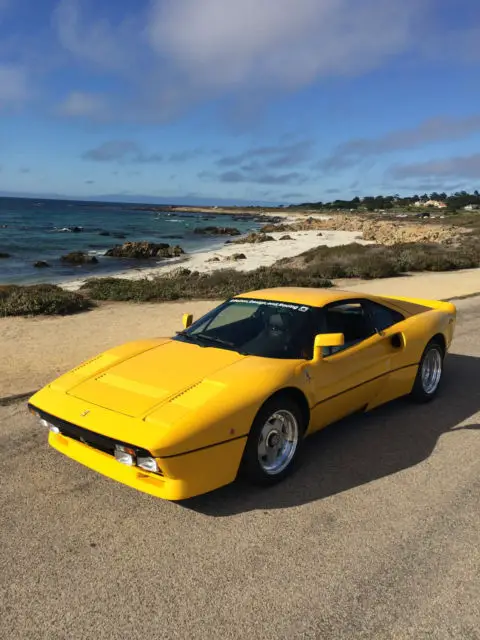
380 295 457 315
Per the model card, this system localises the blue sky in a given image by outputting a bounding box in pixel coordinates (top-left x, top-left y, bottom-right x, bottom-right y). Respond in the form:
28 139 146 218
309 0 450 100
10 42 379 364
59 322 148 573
1 0 480 205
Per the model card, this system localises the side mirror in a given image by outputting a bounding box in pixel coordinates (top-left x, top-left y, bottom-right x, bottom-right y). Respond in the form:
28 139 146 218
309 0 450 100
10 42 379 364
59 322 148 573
182 313 193 329
311 333 345 363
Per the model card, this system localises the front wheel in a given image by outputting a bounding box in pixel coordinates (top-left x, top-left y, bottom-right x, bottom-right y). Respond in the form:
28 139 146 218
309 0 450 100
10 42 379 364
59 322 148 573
411 340 444 403
240 396 305 486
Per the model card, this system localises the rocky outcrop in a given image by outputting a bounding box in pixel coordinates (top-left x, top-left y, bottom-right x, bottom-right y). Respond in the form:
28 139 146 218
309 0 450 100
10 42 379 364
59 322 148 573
61 252 99 264
194 226 241 236
34 261 50 268
56 226 84 233
99 231 127 239
105 241 185 259
226 253 247 261
233 233 276 244
261 214 470 246
260 223 291 233
0 252 10 258
207 257 221 262
279 235 294 241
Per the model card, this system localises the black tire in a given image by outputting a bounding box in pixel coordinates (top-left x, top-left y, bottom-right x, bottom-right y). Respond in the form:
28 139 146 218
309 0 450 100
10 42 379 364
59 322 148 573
410 339 445 403
240 395 305 486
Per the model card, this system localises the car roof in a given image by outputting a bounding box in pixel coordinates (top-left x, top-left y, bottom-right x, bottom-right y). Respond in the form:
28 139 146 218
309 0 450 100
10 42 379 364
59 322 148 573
234 287 369 308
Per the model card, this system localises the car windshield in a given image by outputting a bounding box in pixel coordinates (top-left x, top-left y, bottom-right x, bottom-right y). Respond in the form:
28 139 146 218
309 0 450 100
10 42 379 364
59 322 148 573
173 298 315 360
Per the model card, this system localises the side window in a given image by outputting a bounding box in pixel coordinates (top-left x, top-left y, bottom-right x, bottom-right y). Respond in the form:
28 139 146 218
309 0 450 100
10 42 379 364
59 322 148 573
322 302 375 355
367 302 404 333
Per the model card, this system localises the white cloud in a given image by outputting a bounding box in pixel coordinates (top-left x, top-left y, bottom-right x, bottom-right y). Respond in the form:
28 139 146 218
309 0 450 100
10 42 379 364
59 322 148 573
57 91 107 117
0 64 29 108
82 140 162 163
320 114 480 171
53 0 143 72
52 0 428 121
148 0 424 91
390 153 480 180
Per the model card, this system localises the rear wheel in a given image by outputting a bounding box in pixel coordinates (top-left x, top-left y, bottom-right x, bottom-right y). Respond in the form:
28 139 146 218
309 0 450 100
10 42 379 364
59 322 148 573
411 340 444 403
241 396 305 486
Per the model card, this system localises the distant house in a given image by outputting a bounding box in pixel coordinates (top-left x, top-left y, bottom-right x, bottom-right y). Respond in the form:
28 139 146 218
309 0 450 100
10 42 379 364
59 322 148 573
463 204 479 211
414 200 447 209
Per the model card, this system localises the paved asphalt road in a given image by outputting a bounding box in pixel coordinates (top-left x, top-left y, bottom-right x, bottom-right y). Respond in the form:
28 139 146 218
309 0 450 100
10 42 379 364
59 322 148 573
1 298 480 640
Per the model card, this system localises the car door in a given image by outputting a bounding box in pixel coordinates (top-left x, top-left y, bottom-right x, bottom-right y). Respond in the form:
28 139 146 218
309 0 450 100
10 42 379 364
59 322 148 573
306 299 393 434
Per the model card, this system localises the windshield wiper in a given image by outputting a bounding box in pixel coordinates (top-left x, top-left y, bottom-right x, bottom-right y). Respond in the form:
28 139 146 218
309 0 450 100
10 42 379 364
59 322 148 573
175 330 235 348
194 333 235 348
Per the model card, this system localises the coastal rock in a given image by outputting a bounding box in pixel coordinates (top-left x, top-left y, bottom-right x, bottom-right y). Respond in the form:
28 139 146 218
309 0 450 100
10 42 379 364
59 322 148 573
233 233 276 244
261 223 291 233
105 241 185 259
56 226 84 233
207 257 221 262
258 213 469 246
194 226 241 236
167 267 191 278
226 253 247 261
279 235 294 241
0 252 10 258
256 216 283 224
34 261 50 268
61 252 99 265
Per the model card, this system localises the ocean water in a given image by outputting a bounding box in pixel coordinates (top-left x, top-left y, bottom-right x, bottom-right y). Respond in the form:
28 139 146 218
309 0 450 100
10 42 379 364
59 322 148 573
0 197 263 285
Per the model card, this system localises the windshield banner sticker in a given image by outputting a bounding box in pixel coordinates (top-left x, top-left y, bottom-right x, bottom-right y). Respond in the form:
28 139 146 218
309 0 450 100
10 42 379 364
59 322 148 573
232 299 311 312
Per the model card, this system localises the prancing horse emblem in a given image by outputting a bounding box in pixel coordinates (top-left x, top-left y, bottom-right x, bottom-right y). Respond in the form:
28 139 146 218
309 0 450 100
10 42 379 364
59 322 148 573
80 409 90 417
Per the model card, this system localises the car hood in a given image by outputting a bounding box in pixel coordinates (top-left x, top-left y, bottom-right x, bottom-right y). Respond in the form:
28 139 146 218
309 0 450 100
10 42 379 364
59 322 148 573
65 339 246 418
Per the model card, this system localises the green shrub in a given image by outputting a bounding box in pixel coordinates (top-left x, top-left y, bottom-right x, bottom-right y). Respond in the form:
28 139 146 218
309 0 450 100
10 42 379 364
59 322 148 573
81 268 333 302
346 255 401 279
0 284 94 317
281 241 480 278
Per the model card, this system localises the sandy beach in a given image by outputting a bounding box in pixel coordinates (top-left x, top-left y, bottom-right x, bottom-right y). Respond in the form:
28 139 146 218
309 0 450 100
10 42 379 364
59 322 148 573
62 225 369 291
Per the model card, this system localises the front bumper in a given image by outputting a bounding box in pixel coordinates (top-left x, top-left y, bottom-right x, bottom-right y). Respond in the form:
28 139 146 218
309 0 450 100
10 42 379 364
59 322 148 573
29 402 247 501
48 429 247 501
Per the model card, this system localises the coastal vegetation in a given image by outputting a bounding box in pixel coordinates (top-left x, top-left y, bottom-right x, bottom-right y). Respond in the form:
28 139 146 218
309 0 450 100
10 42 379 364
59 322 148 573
293 190 480 213
79 268 334 303
0 284 94 317
2 200 480 317
278 242 480 278
81 239 479 307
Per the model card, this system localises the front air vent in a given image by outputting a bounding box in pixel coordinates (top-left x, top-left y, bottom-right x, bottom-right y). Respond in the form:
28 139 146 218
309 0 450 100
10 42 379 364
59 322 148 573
69 355 104 375
167 382 202 402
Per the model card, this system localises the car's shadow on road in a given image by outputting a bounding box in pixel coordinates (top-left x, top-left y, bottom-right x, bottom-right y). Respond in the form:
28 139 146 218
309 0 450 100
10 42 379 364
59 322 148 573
183 353 480 516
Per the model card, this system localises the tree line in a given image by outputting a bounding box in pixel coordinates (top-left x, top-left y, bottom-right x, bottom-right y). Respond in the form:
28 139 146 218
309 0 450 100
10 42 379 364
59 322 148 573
294 191 480 212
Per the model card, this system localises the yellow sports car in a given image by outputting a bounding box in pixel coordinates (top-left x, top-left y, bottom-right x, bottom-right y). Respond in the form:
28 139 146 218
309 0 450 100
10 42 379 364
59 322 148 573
29 287 456 501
